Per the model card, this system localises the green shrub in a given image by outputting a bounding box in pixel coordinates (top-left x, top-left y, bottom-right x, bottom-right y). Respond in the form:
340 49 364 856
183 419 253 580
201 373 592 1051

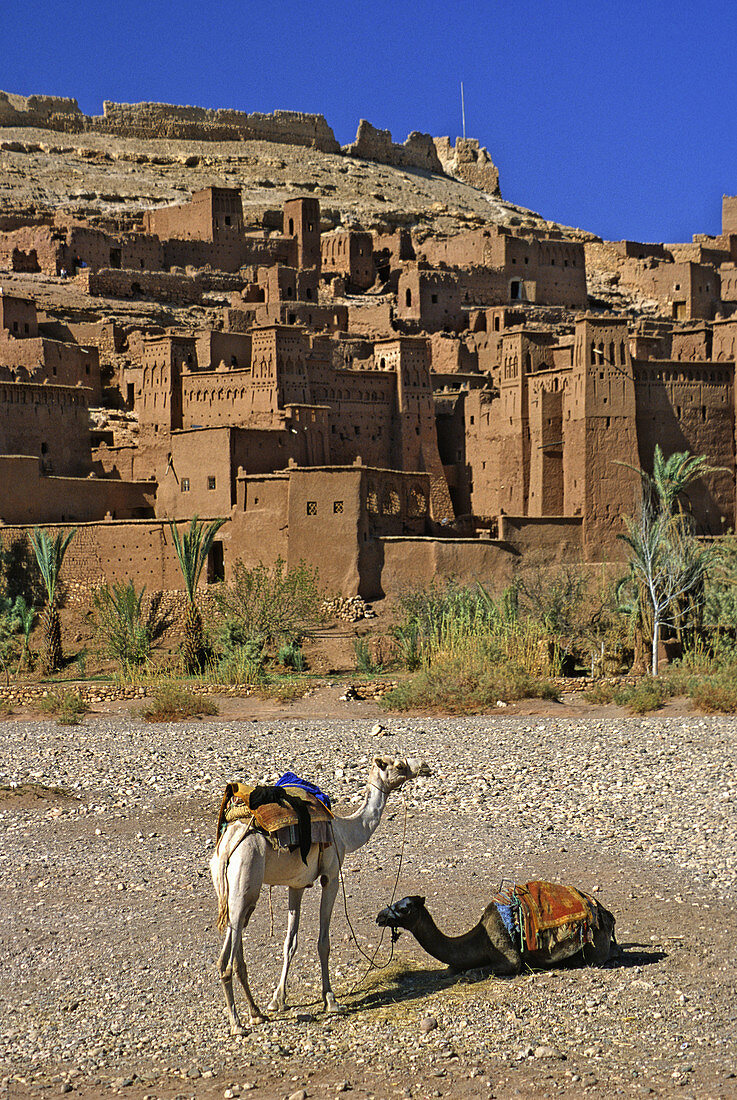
92 581 171 669
0 698 12 719
39 689 89 726
353 636 380 673
278 641 306 671
141 683 218 722
216 557 325 651
614 677 671 714
392 621 421 671
690 671 737 713
583 681 618 705
205 639 266 686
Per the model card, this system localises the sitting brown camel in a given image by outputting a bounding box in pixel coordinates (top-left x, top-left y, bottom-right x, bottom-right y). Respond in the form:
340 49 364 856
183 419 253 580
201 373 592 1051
376 883 616 975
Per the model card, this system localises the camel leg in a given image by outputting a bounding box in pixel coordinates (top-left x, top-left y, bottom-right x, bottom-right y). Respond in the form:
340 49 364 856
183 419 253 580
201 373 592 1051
267 886 304 1013
317 871 341 1013
217 842 267 1034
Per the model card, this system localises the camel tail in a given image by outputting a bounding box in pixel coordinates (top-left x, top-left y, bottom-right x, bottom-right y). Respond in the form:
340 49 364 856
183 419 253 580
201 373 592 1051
217 894 229 933
210 823 248 932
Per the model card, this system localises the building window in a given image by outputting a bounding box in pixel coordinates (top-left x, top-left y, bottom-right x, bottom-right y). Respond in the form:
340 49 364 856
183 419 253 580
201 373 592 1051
208 476 216 490
181 478 190 492
333 501 344 514
306 501 318 515
431 293 438 304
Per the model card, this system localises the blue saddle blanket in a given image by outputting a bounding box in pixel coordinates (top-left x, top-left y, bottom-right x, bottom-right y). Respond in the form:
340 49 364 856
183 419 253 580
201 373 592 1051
276 771 332 810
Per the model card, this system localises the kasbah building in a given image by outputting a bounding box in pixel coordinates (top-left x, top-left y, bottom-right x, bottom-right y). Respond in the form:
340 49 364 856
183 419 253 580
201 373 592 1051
0 91 736 601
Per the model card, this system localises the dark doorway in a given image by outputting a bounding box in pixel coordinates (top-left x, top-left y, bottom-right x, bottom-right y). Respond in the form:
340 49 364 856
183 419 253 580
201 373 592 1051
207 540 225 583
110 248 122 269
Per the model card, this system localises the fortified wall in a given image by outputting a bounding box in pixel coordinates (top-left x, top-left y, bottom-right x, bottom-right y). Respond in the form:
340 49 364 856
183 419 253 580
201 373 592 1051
0 91 500 184
0 91 340 151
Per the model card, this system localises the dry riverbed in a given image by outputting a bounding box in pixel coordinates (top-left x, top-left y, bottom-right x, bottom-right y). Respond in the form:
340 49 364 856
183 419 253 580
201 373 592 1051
1 709 735 1100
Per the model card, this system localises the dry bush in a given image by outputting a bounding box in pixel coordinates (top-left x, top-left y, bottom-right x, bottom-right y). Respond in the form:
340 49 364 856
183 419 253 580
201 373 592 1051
141 683 218 722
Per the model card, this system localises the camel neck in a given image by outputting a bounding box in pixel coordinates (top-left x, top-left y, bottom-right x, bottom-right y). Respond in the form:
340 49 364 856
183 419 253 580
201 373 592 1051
337 782 388 853
409 909 494 971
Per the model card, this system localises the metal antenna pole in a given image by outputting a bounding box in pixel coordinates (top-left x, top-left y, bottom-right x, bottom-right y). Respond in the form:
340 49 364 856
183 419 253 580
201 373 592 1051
461 81 466 139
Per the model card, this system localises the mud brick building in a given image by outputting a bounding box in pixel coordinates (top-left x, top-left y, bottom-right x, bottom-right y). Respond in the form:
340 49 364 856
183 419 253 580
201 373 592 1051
1 163 737 597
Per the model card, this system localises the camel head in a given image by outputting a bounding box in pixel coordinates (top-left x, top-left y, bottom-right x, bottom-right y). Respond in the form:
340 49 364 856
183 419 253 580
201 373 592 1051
376 895 426 934
369 755 430 793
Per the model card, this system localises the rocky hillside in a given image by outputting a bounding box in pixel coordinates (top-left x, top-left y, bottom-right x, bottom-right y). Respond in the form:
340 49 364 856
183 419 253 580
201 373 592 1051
0 93 594 241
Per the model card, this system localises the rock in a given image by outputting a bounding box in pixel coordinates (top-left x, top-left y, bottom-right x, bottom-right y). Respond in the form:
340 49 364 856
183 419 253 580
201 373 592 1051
420 1015 438 1034
288 1091 308 1100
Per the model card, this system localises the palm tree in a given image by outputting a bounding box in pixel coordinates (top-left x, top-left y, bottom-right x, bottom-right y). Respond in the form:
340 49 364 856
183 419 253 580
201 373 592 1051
169 517 226 673
29 527 77 673
619 448 719 675
645 445 722 518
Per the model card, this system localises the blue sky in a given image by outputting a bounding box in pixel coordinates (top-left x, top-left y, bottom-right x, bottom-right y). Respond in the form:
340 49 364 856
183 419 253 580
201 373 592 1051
2 0 735 242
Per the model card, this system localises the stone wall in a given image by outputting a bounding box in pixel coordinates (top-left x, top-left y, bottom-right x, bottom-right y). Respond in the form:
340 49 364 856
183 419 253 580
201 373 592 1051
343 120 443 173
79 268 203 304
0 91 339 151
0 90 505 185
0 520 216 591
433 137 500 196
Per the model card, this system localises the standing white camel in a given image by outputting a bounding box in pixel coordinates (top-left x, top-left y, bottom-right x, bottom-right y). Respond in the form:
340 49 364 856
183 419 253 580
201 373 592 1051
210 754 429 1034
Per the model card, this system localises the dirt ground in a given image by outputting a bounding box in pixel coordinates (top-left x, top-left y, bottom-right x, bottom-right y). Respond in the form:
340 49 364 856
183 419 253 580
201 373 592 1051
1 697 736 1100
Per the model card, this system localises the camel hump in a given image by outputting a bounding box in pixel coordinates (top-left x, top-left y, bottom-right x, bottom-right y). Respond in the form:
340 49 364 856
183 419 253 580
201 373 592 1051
480 900 517 946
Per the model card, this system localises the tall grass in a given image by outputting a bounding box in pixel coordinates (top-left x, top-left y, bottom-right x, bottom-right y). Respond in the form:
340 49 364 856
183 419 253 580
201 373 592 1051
393 579 559 677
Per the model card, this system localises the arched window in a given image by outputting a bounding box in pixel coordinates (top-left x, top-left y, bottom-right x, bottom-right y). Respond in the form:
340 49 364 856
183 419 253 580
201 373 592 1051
405 287 412 307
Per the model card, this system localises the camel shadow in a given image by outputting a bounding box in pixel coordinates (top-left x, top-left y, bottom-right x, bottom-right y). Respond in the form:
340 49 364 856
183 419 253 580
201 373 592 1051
606 944 668 969
339 945 668 1014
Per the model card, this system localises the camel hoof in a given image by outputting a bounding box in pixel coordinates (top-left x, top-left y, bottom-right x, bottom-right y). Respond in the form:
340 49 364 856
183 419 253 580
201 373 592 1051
266 997 284 1014
323 995 345 1016
230 1024 248 1037
249 1011 267 1026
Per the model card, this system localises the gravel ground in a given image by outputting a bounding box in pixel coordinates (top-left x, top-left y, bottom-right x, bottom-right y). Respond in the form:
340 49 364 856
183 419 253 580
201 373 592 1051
1 710 736 1100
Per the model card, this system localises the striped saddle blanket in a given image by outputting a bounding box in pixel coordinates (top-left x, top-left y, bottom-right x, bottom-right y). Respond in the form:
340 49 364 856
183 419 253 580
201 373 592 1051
492 880 596 954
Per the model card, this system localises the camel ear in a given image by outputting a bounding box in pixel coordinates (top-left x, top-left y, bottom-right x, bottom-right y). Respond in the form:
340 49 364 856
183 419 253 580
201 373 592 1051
419 897 426 906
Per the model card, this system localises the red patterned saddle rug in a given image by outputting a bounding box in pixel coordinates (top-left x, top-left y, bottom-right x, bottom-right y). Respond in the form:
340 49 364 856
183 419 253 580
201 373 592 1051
491 880 597 955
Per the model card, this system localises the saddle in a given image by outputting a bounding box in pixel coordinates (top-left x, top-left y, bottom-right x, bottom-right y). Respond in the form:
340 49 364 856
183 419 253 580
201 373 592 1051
216 781 335 853
492 880 596 954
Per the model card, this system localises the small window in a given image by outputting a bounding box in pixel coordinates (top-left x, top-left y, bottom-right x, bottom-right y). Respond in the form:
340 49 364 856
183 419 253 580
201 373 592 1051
208 476 216 490
431 293 438 304
224 215 231 226
306 501 318 515
333 501 344 514
181 478 190 492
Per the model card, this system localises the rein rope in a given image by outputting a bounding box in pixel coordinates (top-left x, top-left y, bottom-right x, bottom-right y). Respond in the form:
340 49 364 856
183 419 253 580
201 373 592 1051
331 793 409 997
